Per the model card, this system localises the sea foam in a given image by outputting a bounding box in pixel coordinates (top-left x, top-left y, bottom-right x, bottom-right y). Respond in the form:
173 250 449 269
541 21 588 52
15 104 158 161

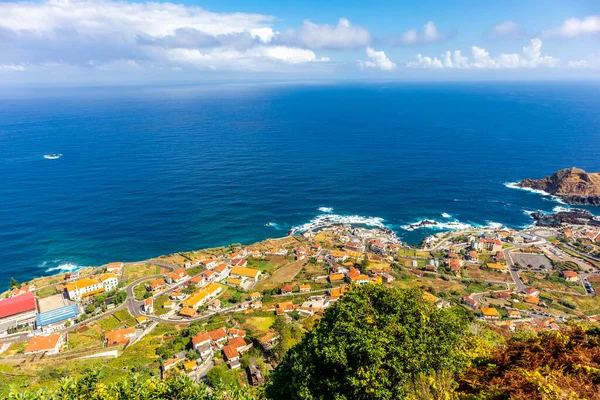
45 263 81 273
289 213 386 235
318 207 334 213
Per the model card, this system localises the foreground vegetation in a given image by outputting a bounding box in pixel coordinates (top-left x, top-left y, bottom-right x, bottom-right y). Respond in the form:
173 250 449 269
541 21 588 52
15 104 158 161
5 285 600 399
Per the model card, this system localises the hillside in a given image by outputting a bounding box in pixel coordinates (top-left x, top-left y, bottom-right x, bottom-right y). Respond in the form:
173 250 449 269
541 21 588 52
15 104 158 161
518 167 600 205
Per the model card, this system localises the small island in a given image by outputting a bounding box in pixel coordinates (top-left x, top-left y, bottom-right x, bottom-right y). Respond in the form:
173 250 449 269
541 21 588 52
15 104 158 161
518 167 600 205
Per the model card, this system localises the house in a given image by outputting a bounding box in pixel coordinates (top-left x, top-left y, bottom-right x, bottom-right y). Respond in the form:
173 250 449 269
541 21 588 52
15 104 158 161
467 251 479 262
425 265 437 273
144 297 154 313
105 262 124 274
182 282 223 308
200 269 217 282
522 287 540 297
179 307 196 318
230 267 261 282
259 330 280 351
330 251 347 262
280 284 293 295
248 358 265 386
222 344 241 369
381 273 395 283
508 310 521 319
298 284 311 293
449 259 462 274
208 327 229 347
228 336 247 352
192 333 213 358
423 292 450 309
226 277 243 287
166 268 188 284
192 332 211 349
148 279 166 292
463 296 480 309
189 275 206 287
184 360 197 373
486 263 508 273
345 267 369 285
494 251 505 262
169 291 184 300
249 292 262 301
229 328 246 338
525 295 540 305
481 307 500 320
105 327 136 347
562 271 579 282
8 284 36 298
230 258 248 268
275 301 296 314
328 286 347 301
491 290 512 300
207 299 221 312
162 357 184 372
328 273 345 283
24 333 63 355
163 301 175 309
213 263 230 281
200 259 218 269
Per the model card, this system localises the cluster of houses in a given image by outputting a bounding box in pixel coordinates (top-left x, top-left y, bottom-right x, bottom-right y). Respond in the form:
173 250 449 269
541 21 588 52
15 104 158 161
162 326 251 374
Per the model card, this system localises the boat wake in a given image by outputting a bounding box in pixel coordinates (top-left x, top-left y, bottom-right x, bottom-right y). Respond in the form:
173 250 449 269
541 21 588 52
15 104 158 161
43 153 62 160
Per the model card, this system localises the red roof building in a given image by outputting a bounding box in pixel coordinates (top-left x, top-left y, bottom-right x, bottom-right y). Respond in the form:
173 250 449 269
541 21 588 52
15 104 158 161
0 293 36 319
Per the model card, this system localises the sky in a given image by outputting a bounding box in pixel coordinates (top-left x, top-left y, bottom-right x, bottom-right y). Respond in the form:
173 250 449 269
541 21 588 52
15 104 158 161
0 0 599 85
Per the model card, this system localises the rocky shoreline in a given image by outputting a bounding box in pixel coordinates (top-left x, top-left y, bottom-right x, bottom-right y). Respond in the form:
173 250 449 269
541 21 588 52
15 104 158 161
531 208 600 227
518 167 600 206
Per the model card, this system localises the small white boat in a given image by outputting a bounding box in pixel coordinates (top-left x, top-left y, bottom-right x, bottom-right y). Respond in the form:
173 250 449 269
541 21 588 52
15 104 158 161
44 153 62 160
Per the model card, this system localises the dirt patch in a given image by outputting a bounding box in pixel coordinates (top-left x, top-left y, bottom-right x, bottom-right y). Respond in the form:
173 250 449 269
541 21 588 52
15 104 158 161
463 266 513 283
256 260 307 291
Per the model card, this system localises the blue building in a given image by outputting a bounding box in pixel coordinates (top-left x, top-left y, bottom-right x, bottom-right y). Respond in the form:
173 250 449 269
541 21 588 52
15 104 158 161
35 303 80 328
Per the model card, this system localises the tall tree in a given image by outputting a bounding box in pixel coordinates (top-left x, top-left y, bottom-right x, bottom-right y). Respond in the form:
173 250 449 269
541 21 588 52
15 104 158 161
267 285 470 400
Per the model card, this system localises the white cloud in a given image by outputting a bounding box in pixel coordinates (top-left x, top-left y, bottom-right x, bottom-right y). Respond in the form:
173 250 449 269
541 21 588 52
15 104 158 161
489 21 522 39
543 15 600 38
0 0 329 73
278 18 371 50
408 38 560 69
568 60 589 68
357 47 396 71
396 21 445 45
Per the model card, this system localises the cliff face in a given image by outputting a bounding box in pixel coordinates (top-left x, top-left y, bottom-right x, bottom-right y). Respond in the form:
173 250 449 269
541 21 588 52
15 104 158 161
518 167 600 205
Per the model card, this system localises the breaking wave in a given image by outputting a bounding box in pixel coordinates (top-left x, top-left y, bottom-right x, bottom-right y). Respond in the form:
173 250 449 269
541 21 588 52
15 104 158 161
504 181 566 204
401 219 473 232
289 214 386 235
45 262 81 273
441 212 452 218
318 207 333 213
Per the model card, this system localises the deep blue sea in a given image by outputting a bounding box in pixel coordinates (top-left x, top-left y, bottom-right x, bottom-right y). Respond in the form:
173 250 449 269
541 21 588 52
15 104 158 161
1 82 600 286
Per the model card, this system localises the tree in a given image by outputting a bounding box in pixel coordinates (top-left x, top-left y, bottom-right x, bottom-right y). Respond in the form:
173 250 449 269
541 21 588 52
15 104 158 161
9 277 19 289
361 255 370 268
267 286 470 400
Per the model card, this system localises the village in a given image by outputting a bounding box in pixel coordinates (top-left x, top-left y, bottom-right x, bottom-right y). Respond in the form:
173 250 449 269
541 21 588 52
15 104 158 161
1 219 600 391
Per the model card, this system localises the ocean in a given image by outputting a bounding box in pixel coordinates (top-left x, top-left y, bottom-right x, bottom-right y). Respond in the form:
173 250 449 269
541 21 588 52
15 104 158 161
1 82 600 285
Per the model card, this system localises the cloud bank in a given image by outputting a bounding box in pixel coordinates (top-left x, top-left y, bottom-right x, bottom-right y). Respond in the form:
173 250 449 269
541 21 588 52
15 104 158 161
408 38 560 69
0 0 331 72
